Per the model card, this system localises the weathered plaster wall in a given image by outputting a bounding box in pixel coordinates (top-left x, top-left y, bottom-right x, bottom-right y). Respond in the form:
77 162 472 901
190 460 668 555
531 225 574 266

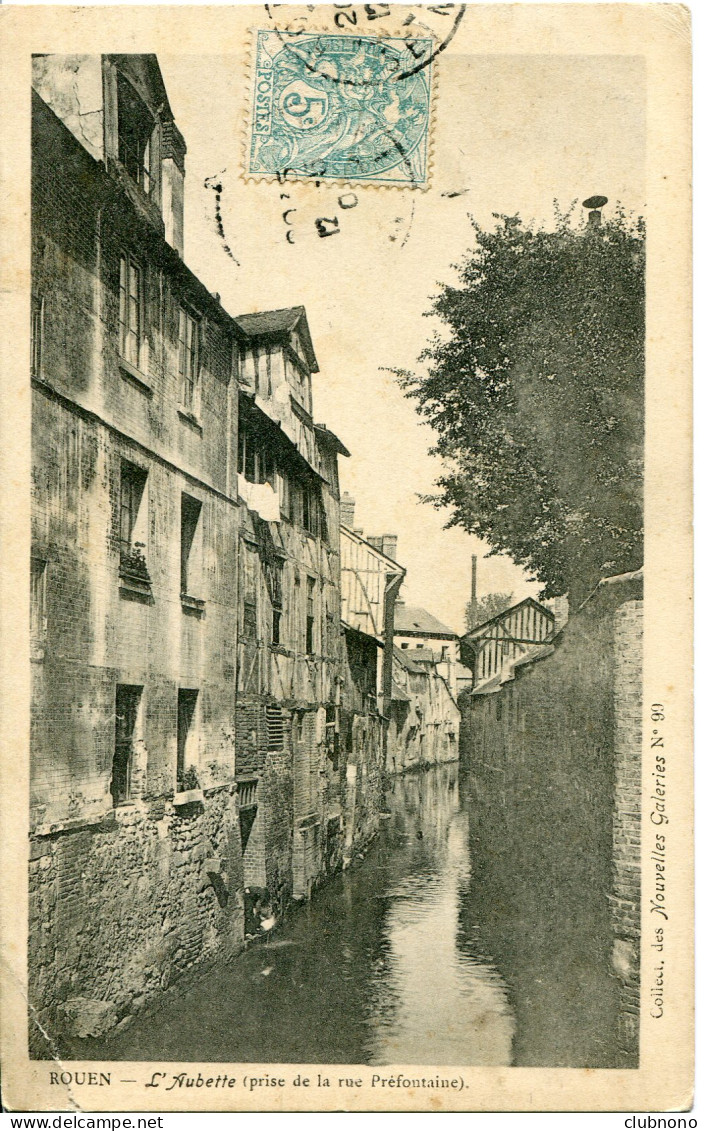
459 579 642 1067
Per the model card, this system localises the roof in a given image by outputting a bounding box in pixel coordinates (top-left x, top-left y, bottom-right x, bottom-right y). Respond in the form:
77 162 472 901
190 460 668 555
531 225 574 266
394 604 457 638
391 680 411 702
470 641 555 696
234 306 318 372
462 596 554 642
393 646 426 674
340 524 406 575
314 423 350 458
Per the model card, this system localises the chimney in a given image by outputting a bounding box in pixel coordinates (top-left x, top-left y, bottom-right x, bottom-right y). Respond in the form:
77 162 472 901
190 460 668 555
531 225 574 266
381 534 398 561
340 491 356 527
582 194 608 230
470 554 478 626
161 119 187 258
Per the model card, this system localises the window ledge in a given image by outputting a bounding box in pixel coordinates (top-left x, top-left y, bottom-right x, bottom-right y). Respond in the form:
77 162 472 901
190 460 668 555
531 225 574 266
119 358 153 396
181 593 205 615
173 788 204 807
177 408 203 433
119 571 153 602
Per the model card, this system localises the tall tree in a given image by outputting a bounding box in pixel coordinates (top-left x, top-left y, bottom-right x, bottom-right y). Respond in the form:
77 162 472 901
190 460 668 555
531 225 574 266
399 207 645 607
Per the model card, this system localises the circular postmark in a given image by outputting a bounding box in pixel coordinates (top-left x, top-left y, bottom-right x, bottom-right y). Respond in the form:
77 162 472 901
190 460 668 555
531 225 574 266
263 4 466 84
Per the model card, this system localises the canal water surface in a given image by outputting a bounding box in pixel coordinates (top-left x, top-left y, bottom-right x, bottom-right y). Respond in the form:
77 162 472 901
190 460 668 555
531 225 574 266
73 763 619 1066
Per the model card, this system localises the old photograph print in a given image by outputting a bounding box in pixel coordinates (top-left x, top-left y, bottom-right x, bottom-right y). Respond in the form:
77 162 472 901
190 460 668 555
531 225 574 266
3 1 690 1112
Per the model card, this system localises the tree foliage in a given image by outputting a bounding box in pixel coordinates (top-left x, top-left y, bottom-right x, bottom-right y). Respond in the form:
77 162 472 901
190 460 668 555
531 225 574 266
465 592 514 633
399 207 645 606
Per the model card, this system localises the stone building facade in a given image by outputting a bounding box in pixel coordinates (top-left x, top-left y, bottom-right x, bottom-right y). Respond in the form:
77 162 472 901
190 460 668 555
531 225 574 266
27 53 366 1047
30 55 244 1045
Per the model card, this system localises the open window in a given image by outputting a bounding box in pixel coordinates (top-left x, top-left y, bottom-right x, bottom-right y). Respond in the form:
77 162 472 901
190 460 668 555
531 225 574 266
305 576 316 655
180 493 202 599
117 73 155 196
112 684 141 806
177 688 199 788
267 559 284 646
30 557 47 659
119 461 148 579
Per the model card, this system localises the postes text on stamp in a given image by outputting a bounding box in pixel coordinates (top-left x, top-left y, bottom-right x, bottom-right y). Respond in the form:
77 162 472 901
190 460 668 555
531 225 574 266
246 29 433 188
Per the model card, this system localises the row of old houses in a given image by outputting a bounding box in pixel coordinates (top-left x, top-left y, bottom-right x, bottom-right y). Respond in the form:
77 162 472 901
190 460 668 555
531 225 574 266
28 53 464 1044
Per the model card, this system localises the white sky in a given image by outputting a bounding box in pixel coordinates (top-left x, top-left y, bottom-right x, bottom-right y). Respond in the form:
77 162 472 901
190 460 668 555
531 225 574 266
160 49 645 634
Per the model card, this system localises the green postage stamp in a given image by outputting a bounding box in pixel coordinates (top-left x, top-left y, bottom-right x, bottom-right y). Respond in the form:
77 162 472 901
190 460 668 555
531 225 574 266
246 29 434 187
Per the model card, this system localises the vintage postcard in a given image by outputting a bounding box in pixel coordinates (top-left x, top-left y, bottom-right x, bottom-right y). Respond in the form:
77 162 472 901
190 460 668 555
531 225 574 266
0 2 693 1114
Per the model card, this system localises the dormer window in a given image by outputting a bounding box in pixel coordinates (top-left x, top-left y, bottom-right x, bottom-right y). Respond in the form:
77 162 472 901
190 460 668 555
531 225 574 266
117 73 155 196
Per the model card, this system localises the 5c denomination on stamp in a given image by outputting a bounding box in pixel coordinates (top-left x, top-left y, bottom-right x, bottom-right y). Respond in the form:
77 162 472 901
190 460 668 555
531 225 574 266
246 29 433 187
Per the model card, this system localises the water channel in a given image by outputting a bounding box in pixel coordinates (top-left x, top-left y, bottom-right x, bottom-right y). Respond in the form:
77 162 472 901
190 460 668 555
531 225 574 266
71 762 620 1067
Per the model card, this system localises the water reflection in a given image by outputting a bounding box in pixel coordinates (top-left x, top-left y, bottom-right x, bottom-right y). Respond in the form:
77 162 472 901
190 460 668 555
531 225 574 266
365 770 514 1065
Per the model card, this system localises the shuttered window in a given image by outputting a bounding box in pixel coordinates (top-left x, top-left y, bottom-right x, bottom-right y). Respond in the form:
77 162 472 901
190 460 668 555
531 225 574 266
266 705 284 751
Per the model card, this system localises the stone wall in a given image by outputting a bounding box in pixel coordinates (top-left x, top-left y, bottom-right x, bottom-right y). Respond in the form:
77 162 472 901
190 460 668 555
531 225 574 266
459 577 642 1067
29 786 243 1051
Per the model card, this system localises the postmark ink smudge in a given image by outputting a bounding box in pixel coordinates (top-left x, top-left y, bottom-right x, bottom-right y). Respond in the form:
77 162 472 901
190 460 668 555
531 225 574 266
264 4 466 84
205 172 240 264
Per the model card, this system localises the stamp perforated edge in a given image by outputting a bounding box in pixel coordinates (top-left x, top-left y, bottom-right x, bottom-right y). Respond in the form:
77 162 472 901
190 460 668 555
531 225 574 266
240 21 440 193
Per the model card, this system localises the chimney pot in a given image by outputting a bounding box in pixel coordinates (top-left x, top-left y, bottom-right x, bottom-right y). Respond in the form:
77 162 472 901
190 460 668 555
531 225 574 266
340 491 356 527
381 534 398 560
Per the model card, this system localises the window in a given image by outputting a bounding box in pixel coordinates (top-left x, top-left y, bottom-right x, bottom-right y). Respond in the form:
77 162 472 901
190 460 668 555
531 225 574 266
306 576 315 655
302 486 312 534
178 307 200 413
31 296 43 379
119 461 148 574
441 645 449 659
293 710 305 745
30 558 47 644
117 73 154 195
112 685 141 806
278 471 291 521
180 494 202 597
267 560 283 646
177 688 199 784
242 593 257 640
119 254 143 369
401 643 409 649
266 705 284 752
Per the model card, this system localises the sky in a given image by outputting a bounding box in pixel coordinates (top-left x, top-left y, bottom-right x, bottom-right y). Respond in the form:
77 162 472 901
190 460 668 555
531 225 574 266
159 45 645 634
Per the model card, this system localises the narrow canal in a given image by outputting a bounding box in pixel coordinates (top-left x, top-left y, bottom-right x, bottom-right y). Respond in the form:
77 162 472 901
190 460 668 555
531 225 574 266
71 762 620 1067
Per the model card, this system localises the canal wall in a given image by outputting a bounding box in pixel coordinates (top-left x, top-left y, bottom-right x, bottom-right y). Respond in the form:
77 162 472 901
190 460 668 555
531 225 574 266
29 786 245 1050
459 573 642 1066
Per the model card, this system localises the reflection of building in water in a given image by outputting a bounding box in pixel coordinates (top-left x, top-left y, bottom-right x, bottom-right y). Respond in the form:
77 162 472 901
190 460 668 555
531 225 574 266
365 766 515 1066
